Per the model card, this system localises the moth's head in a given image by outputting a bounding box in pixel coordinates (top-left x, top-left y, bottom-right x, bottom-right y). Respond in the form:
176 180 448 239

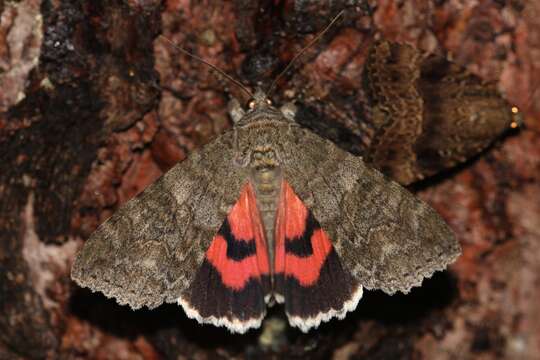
247 88 273 111
229 87 297 125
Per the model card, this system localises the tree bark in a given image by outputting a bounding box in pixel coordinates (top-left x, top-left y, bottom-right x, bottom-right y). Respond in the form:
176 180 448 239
0 1 539 359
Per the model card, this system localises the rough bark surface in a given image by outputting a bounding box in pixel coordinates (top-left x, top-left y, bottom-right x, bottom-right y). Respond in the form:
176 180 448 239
0 0 539 359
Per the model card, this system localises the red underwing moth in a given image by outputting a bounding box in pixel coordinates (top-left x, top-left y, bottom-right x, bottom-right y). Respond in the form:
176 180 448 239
71 84 461 333
71 13 461 334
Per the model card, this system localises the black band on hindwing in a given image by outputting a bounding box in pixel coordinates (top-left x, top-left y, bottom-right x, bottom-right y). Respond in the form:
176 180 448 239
220 218 258 261
284 212 318 257
186 260 268 320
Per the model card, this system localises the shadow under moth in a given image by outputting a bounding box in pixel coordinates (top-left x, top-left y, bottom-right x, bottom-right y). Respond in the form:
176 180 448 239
70 12 474 335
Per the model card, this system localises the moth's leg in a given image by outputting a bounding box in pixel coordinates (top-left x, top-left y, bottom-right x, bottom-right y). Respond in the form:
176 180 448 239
228 98 245 123
280 102 297 122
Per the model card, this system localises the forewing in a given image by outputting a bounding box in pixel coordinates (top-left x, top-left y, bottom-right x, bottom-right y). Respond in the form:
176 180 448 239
278 126 461 295
71 131 248 309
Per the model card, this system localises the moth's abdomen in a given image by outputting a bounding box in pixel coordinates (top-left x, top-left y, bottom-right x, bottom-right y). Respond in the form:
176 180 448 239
251 166 283 272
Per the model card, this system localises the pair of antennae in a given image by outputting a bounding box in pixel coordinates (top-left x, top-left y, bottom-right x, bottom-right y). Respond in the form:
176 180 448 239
159 10 345 100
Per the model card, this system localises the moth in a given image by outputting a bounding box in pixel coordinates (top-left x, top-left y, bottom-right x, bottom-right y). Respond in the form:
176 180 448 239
361 40 522 185
296 39 522 186
71 84 461 333
71 14 461 334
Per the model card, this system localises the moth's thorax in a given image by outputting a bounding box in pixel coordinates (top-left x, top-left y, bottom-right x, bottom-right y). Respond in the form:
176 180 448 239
249 146 283 275
249 147 282 201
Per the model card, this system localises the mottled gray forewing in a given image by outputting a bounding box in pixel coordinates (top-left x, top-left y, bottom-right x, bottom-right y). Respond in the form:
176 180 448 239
279 126 461 294
71 130 247 309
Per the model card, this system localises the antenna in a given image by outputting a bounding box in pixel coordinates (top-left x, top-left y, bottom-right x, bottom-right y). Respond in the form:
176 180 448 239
159 35 254 99
266 10 345 96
